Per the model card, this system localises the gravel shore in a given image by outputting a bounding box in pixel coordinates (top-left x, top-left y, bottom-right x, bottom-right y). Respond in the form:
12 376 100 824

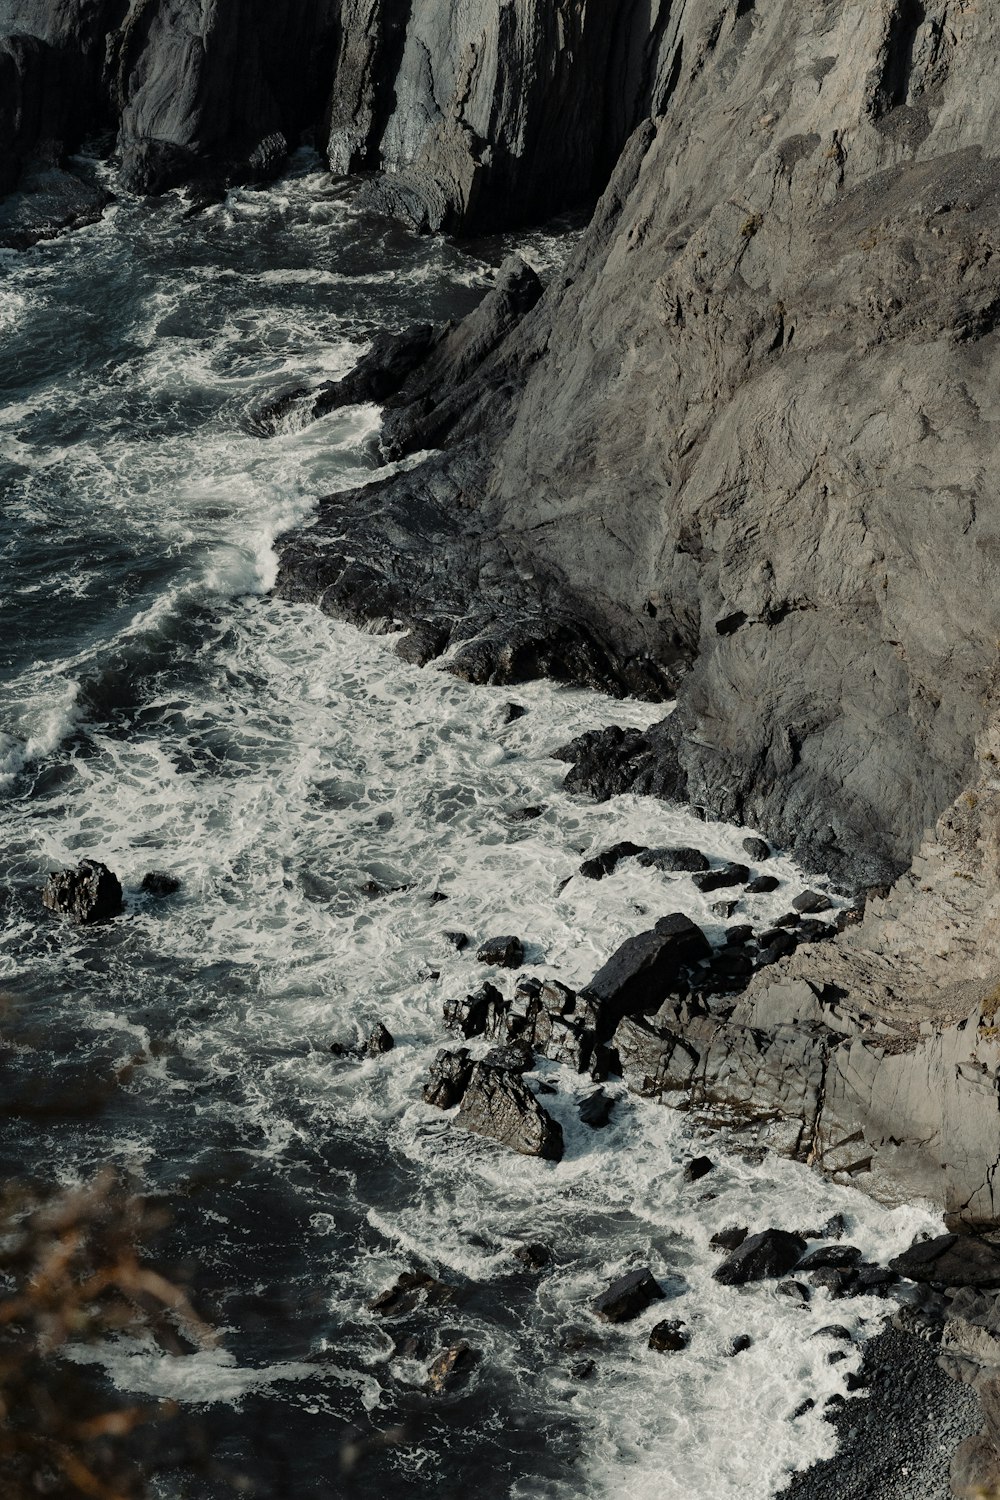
781 1323 980 1500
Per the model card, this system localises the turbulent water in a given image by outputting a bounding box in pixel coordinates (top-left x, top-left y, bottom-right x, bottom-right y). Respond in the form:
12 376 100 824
0 155 943 1499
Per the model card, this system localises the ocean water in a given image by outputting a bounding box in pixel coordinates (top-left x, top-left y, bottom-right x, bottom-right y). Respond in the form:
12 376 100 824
0 155 942 1499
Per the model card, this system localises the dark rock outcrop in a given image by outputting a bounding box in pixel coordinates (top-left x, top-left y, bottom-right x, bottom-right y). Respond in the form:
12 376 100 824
454 1062 563 1161
648 1319 689 1353
475 935 524 970
713 1230 807 1286
41 859 123 924
593 1267 664 1324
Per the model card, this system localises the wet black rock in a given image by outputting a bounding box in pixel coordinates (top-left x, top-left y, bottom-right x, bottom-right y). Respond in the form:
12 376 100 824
422 1048 474 1110
714 1230 807 1286
476 935 525 969
807 1268 852 1299
648 1319 689 1353
579 841 647 880
853 1265 898 1295
796 1245 863 1272
728 1334 753 1356
554 721 686 803
366 1023 395 1056
746 875 780 895
792 889 833 914
580 913 711 1033
41 859 123 924
889 1233 1000 1289
683 1156 714 1184
791 1398 816 1421
692 863 750 894
593 1267 665 1324
776 1281 811 1304
796 918 835 945
513 1242 550 1271
442 930 469 951
711 1226 749 1254
578 1087 614 1129
369 1271 455 1317
742 837 771 861
726 925 755 946
454 1063 563 1160
443 982 502 1039
636 846 710 873
501 703 527 725
141 870 180 896
813 1325 854 1342
426 1340 478 1394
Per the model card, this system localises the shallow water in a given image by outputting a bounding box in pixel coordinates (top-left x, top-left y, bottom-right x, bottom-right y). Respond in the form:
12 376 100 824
0 154 940 1499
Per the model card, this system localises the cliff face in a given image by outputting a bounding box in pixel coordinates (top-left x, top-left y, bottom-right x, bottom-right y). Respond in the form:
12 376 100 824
0 0 678 225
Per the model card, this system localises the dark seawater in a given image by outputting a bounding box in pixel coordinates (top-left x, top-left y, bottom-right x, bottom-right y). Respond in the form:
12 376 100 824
0 154 940 1500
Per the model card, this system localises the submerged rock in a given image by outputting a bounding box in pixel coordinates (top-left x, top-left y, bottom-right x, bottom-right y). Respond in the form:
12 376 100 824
41 859 123 924
368 1271 454 1317
579 841 647 880
683 1156 714 1184
140 870 180 896
594 1267 665 1323
425 1340 478 1394
513 1242 551 1271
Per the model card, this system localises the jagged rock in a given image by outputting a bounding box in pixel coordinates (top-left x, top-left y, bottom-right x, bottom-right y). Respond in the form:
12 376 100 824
579 841 647 880
682 1156 714 1184
443 982 502 1039
593 1267 664 1324
580 914 711 1034
422 1048 473 1110
366 1023 395 1056
426 1340 478 1394
637 846 710 874
454 1063 563 1160
476 935 524 969
368 1272 454 1317
648 1319 689 1353
41 859 123 924
711 1227 749 1254
890 1235 1000 1289
714 1230 807 1286
742 838 771 861
482 1040 534 1073
140 870 180 896
692 864 750 894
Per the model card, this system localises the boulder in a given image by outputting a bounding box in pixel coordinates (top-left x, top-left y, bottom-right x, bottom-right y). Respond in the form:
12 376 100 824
889 1234 1000 1289
366 1023 395 1056
682 1156 714 1184
41 859 123 924
636 846 710 873
443 982 502 1039
442 930 469 950
593 1267 664 1323
745 875 780 895
792 889 833 914
578 1088 614 1129
692 863 750 894
713 1229 807 1286
476 935 524 969
579 841 647 880
711 1226 749 1254
795 1245 862 1272
454 1063 563 1160
580 914 711 1033
742 838 771 861
481 1039 534 1073
422 1048 473 1109
648 1319 689 1352
140 870 180 896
